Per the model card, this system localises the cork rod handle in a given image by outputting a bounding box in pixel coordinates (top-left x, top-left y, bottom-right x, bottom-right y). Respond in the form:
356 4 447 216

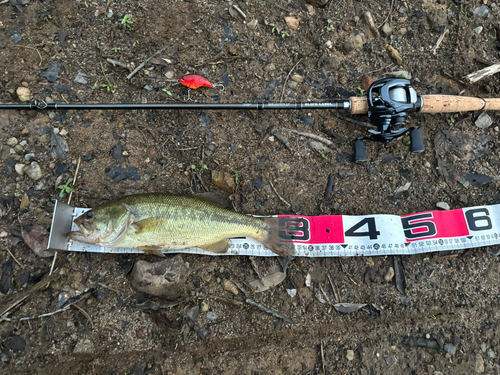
349 95 500 115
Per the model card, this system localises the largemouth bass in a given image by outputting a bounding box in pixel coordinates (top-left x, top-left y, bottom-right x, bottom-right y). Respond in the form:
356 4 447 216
67 193 295 256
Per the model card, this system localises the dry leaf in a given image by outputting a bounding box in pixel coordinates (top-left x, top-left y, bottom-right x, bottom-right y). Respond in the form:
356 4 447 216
21 224 53 257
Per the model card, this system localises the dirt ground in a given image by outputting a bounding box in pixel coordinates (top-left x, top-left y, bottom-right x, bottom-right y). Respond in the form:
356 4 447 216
1 0 500 373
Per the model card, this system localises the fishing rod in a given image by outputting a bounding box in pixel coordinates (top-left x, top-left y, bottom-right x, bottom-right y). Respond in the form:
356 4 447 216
2 78 500 162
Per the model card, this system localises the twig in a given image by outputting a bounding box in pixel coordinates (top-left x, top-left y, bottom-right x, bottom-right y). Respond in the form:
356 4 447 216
232 4 247 18
14 45 43 66
97 282 123 295
337 115 377 129
48 253 57 276
285 129 336 146
270 128 293 154
67 156 81 206
327 273 340 303
339 260 360 286
269 181 291 208
454 115 472 127
5 247 24 269
431 27 449 55
378 0 394 29
207 295 244 307
73 304 95 329
245 298 295 324
466 63 500 83
127 38 179 80
358 63 393 78
106 58 131 70
320 337 326 374
0 273 60 320
280 59 302 102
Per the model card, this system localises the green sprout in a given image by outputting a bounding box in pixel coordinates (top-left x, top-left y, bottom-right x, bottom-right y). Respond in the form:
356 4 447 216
357 87 365 96
233 170 239 184
326 19 334 32
120 14 134 30
448 117 455 126
58 178 75 198
269 23 278 34
191 164 196 170
162 88 173 96
112 47 121 53
280 30 289 39
101 83 118 92
318 150 328 160
150 173 157 180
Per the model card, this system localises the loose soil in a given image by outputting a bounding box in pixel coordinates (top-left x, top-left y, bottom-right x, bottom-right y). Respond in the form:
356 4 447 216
1 0 500 374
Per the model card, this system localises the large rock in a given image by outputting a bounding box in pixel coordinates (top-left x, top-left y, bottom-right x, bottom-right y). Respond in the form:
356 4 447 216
130 255 190 299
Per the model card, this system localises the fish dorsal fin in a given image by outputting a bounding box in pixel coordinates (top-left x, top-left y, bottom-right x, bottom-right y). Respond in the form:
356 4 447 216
199 239 229 253
193 193 230 208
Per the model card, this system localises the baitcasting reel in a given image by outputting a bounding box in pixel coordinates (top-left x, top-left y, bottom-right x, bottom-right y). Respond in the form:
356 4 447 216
353 78 425 163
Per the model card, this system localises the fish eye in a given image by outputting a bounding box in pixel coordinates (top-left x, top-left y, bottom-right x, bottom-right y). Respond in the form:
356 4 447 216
86 212 94 219
181 77 185 81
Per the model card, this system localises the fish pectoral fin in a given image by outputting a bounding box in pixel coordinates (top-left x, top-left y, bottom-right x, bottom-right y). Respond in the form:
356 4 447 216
138 246 165 257
199 239 229 253
131 218 163 234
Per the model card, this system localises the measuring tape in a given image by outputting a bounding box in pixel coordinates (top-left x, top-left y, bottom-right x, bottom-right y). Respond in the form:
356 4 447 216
52 202 500 257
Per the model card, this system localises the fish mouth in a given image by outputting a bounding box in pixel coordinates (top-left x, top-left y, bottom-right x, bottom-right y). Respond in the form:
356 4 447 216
67 221 93 243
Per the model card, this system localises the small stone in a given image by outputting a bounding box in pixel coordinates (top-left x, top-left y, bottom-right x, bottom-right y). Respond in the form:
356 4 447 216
487 349 495 359
386 45 403 65
474 26 483 34
381 23 392 36
73 338 94 354
6 137 18 147
14 145 23 153
288 81 298 90
24 162 42 180
473 5 489 18
20 193 29 210
200 301 209 313
475 354 484 373
475 112 492 129
74 70 88 84
285 16 300 31
21 128 29 135
247 19 258 29
436 202 450 210
130 255 190 300
346 350 354 361
211 170 236 194
286 288 297 298
424 161 431 168
59 128 68 136
459 194 468 204
19 140 27 147
206 311 218 320
291 74 304 83
305 4 315 15
481 342 489 352
11 34 22 43
53 127 60 135
14 164 25 176
264 63 276 72
384 267 395 282
444 343 456 356
342 34 364 54
16 87 30 102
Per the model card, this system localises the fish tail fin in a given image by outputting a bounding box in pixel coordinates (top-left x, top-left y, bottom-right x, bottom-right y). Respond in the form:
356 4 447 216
260 217 296 257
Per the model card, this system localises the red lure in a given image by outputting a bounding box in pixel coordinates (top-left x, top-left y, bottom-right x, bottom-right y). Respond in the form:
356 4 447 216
178 74 213 89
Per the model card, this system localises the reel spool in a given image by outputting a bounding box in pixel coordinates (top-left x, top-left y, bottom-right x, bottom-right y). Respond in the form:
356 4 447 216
354 78 425 163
